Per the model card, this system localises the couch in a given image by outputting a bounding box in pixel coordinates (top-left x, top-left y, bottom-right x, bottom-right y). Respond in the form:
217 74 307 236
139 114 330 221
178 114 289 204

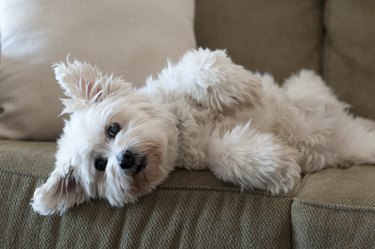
1 0 374 248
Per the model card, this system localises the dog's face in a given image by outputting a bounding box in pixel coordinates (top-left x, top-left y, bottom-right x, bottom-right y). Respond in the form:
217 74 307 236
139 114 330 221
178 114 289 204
32 61 178 215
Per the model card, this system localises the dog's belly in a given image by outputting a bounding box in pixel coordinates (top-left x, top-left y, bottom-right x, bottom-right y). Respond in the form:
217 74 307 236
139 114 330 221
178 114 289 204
173 105 219 170
170 90 345 173
252 96 343 171
173 101 224 169
173 102 258 170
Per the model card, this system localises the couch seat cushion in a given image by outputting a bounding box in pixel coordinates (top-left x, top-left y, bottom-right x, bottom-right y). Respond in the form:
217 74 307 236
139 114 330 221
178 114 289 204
0 140 295 248
292 166 375 248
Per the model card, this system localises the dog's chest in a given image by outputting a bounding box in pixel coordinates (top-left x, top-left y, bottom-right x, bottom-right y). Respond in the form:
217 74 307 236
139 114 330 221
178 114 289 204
167 100 258 169
171 103 221 169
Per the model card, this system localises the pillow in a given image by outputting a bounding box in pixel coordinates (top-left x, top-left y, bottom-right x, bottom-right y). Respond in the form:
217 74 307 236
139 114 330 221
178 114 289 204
0 0 196 140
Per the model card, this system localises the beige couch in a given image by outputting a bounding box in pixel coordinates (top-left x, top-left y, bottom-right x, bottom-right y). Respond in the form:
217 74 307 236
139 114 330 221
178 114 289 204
1 0 375 248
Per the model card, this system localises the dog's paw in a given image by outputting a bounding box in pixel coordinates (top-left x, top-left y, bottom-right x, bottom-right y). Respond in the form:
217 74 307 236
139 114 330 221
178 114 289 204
31 185 61 216
155 48 263 111
263 152 302 194
208 124 302 194
210 145 301 195
31 167 87 215
233 143 301 195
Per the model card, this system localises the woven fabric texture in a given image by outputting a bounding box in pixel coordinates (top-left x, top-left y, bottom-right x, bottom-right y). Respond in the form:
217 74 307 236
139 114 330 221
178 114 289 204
295 166 375 208
195 0 323 83
324 0 375 119
292 166 375 248
292 202 375 249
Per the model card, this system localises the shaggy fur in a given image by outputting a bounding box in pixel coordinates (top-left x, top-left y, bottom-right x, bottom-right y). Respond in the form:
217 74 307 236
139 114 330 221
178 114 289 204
31 48 375 215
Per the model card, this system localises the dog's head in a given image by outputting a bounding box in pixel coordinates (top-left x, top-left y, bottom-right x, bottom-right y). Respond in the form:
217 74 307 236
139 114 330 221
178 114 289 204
32 60 178 215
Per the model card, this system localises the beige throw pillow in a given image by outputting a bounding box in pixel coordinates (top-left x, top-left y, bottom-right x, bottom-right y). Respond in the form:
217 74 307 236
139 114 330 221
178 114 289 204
0 0 196 140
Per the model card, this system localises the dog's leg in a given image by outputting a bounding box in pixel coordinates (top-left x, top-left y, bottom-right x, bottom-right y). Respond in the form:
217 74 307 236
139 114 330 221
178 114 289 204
207 123 301 194
281 70 375 169
283 69 338 102
331 114 375 166
354 117 375 131
145 48 263 112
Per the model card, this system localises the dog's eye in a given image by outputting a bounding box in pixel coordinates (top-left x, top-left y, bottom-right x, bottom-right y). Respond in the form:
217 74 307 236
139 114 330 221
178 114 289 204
106 122 121 138
94 157 107 171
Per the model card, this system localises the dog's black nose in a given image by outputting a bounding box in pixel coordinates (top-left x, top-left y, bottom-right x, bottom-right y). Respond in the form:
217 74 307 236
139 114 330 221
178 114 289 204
94 157 107 171
118 150 147 173
120 150 136 169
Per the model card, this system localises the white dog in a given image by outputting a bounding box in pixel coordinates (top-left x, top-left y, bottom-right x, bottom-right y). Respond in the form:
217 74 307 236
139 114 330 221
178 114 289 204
31 48 375 215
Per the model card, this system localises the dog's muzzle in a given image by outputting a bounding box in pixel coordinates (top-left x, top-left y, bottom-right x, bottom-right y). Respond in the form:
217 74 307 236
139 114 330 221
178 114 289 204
118 150 147 174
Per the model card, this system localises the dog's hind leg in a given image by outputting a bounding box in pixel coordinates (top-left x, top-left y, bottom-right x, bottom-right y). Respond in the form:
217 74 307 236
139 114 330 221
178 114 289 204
207 123 301 194
331 114 375 167
146 48 263 112
282 69 338 103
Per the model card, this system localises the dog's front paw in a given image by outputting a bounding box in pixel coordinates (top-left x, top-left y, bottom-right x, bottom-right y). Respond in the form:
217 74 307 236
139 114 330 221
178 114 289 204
155 48 263 111
233 144 301 195
264 151 302 194
31 185 61 216
208 125 301 194
31 169 87 215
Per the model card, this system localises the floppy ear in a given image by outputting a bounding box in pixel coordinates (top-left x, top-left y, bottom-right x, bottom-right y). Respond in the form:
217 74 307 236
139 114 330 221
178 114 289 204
31 165 87 215
53 59 132 113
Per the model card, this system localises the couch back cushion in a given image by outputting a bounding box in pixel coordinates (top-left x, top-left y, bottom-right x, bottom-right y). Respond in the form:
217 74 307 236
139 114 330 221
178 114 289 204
0 0 196 140
323 0 375 119
195 0 375 119
195 0 323 83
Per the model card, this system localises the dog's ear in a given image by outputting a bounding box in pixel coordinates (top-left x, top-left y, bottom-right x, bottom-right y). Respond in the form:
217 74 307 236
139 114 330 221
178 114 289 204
53 59 132 113
31 165 87 215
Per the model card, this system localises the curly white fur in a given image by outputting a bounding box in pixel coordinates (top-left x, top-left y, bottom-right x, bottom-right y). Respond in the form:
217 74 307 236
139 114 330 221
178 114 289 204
31 48 375 215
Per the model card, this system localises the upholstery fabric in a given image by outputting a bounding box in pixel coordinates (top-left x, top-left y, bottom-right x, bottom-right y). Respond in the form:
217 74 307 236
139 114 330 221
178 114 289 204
0 140 294 249
292 204 375 249
292 166 375 248
195 0 323 83
0 0 196 140
323 0 375 119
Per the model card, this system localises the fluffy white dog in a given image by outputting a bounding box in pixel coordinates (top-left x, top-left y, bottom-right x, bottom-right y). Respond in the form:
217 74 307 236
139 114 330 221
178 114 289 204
31 48 375 215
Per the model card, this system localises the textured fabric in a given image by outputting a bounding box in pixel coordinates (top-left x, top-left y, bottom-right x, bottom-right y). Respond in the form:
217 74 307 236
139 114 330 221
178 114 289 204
295 166 375 208
323 0 375 119
292 167 375 248
292 202 375 249
0 0 196 140
0 140 293 248
0 140 56 177
195 0 323 83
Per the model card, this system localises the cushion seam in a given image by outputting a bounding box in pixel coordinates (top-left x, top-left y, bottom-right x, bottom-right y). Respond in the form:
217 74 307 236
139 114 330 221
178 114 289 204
159 186 294 199
293 198 375 213
291 173 312 196
323 0 332 84
289 172 313 249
